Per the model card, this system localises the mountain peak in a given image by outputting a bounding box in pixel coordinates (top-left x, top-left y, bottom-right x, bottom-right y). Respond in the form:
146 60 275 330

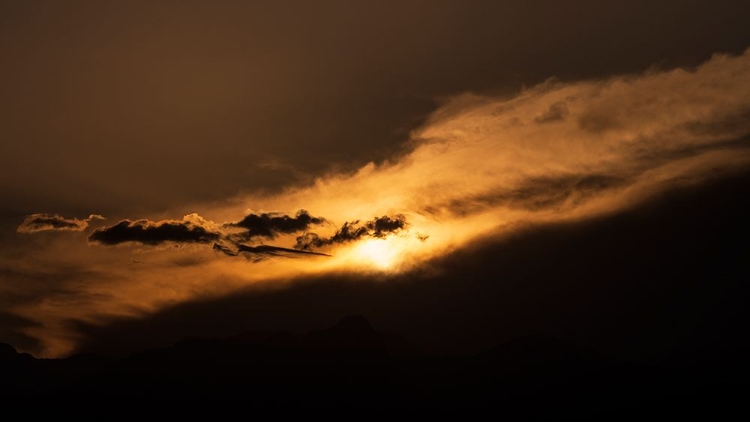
332 315 376 334
0 342 17 361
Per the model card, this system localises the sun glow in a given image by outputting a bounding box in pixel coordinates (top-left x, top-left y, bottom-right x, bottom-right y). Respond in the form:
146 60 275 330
353 238 398 269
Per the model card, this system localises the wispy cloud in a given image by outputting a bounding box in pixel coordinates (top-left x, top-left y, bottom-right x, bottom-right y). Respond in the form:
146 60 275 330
213 243 331 259
17 214 104 233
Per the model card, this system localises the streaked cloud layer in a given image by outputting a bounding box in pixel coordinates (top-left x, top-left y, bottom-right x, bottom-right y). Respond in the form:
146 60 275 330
237 48 750 264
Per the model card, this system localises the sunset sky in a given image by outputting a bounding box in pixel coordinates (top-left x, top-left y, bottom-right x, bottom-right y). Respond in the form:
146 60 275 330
1 1 749 358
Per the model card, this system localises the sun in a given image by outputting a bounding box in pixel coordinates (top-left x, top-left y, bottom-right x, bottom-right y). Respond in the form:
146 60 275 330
353 238 397 269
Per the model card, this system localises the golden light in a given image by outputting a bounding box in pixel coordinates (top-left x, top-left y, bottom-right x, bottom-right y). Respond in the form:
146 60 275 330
352 238 397 269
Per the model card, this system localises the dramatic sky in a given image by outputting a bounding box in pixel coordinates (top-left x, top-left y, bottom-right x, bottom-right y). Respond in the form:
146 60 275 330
1 0 749 358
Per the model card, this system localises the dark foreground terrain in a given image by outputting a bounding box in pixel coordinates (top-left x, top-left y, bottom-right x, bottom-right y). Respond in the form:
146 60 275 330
1 314 747 417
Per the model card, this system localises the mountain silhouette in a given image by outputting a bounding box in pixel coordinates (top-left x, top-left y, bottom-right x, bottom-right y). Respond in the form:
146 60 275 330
302 315 387 358
477 334 602 372
0 343 16 361
1 315 746 416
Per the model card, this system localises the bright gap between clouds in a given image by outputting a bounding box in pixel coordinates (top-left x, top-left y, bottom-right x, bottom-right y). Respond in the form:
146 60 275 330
353 238 397 269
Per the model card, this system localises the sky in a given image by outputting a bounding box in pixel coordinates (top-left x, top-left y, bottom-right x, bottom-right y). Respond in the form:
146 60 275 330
1 0 750 358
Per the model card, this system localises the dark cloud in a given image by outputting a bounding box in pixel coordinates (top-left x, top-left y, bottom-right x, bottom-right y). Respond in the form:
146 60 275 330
295 215 407 251
84 209 331 259
227 210 327 239
17 214 104 233
213 242 330 260
534 101 569 123
212 242 238 257
89 215 220 246
238 244 331 258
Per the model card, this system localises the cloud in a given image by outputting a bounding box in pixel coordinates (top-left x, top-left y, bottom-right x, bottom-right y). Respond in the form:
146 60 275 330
85 210 327 249
213 242 330 259
237 244 331 258
17 214 104 234
295 215 407 251
211 242 238 257
226 210 327 239
88 214 220 245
